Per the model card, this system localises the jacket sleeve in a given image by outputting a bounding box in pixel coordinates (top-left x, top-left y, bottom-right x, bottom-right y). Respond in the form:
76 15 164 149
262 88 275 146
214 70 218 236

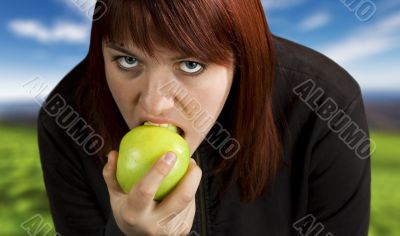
37 110 125 236
301 92 371 236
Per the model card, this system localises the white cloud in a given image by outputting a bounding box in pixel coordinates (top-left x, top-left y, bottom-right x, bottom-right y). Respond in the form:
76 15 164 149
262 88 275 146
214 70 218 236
8 19 89 44
60 0 97 9
0 70 60 102
319 12 400 64
58 0 98 20
344 58 400 91
299 12 331 31
262 0 307 10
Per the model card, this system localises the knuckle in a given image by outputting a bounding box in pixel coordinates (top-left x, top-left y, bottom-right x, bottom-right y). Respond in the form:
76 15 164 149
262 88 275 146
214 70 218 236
135 182 155 199
102 167 110 180
193 165 202 177
153 162 171 176
189 162 201 173
189 165 202 182
120 207 138 226
179 192 194 205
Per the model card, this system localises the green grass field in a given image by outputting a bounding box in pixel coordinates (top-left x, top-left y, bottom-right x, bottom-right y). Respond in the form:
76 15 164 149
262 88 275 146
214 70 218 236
369 132 400 236
0 123 399 235
0 124 55 236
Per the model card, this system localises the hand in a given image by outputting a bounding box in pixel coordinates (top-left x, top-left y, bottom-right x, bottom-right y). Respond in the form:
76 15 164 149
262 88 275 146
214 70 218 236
103 150 202 236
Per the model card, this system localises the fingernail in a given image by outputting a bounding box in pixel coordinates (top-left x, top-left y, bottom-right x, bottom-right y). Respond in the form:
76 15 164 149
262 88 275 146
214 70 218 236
163 152 176 165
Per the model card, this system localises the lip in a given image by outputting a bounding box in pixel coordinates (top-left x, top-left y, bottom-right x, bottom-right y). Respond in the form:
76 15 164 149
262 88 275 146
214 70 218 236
138 115 185 137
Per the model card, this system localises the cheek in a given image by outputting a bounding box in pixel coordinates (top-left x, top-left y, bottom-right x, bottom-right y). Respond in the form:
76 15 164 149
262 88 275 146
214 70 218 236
200 83 229 114
105 66 122 102
187 71 232 120
204 70 232 106
104 64 138 113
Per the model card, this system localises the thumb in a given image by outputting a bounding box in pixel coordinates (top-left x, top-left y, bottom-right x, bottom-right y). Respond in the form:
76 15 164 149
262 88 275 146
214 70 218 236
103 150 124 197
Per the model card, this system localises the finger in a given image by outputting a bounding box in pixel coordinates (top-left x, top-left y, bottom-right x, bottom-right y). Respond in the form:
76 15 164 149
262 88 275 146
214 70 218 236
103 150 124 198
168 197 196 235
179 198 196 234
126 152 177 213
184 199 196 226
155 159 202 216
186 200 197 232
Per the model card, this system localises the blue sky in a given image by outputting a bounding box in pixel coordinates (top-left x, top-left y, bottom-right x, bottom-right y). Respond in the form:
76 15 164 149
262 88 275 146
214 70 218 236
1 0 399 102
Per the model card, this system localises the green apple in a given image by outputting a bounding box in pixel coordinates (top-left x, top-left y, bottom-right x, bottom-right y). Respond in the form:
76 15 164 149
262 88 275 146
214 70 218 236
116 122 190 201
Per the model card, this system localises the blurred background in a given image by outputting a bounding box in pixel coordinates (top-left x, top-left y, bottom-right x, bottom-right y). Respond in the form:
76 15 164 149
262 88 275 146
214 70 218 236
0 0 399 235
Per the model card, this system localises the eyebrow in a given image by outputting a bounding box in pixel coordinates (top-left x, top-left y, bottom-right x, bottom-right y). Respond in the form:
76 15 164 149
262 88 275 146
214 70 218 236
106 43 188 61
106 43 142 58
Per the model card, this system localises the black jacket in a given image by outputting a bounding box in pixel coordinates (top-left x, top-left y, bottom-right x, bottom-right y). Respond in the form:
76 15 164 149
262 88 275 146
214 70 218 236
38 36 371 236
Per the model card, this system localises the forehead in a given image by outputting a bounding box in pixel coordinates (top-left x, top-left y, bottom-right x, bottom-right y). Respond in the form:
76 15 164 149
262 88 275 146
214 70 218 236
105 39 185 60
100 0 235 66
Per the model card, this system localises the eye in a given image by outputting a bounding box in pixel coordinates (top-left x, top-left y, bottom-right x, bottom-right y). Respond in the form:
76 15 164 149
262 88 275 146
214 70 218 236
179 61 204 74
117 56 139 69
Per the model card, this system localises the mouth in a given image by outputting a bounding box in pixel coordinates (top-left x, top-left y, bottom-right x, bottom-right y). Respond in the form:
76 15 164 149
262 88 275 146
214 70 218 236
141 121 185 138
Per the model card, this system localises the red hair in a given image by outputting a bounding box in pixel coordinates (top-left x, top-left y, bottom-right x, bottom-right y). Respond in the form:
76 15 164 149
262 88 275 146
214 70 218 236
76 0 282 202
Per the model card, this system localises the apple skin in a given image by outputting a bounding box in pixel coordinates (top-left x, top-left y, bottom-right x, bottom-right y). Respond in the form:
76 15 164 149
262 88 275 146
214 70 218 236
116 125 190 201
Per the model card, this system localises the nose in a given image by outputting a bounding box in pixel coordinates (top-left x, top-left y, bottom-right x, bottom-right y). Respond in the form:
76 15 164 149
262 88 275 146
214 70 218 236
138 69 176 116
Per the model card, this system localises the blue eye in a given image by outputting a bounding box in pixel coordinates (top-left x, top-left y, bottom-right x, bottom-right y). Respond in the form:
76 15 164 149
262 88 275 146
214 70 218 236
179 61 204 74
117 56 139 69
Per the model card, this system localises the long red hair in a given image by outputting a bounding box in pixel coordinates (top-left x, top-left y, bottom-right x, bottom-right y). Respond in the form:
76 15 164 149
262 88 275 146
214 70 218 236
76 0 282 203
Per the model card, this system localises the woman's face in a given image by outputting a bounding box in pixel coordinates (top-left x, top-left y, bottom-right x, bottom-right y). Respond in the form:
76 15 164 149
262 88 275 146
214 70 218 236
102 40 235 156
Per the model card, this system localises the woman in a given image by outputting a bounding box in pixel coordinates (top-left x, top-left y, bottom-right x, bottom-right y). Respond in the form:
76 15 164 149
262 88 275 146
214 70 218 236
38 0 371 235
